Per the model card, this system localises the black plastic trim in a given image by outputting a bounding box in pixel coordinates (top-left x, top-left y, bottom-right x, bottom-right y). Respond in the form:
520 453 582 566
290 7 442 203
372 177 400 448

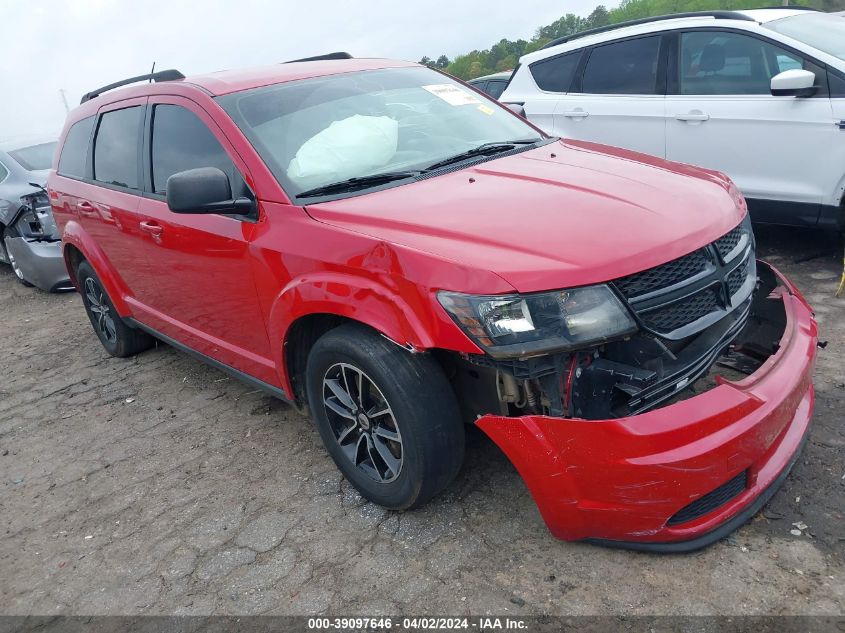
126 319 292 403
585 416 812 553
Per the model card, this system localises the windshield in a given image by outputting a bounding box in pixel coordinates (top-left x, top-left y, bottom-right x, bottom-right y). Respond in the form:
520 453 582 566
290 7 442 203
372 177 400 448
8 141 57 172
217 66 543 198
765 13 845 62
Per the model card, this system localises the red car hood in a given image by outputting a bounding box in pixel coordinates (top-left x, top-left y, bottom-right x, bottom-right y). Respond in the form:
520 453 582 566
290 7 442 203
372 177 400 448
305 139 745 293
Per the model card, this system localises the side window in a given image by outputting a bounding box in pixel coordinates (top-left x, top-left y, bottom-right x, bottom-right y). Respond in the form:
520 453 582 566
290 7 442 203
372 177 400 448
529 50 582 92
150 104 245 196
581 37 661 95
829 70 845 98
58 116 95 179
93 107 143 189
486 80 507 99
0 162 8 183
679 31 807 95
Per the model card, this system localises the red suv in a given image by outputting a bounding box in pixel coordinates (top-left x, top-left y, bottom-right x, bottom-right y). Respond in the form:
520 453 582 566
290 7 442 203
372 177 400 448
48 55 818 551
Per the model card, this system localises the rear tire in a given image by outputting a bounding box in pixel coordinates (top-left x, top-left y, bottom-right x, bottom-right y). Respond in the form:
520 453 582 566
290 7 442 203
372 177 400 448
305 324 464 510
76 260 153 357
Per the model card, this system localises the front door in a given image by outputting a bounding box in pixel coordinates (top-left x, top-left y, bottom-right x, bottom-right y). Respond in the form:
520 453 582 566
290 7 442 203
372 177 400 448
131 97 276 384
665 30 834 225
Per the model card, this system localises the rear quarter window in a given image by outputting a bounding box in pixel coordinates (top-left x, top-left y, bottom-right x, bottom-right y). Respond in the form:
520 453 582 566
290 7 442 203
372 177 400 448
58 116 95 179
529 50 582 92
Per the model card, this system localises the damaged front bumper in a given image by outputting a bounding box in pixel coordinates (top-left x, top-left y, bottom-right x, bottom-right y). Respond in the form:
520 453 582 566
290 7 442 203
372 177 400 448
5 236 73 292
476 261 817 551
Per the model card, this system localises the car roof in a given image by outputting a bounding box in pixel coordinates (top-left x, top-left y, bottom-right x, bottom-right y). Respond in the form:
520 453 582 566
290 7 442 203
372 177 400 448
78 58 418 110
186 57 418 95
0 137 57 152
521 7 819 63
736 8 819 23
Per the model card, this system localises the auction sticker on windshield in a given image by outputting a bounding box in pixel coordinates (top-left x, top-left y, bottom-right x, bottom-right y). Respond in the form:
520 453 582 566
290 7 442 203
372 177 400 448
423 84 482 106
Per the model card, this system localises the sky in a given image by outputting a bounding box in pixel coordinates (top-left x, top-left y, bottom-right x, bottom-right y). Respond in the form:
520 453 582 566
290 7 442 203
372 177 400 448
1 0 604 142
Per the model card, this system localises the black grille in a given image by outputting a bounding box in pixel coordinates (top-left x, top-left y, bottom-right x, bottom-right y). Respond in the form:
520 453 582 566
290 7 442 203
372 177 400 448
667 470 748 526
640 286 720 332
726 257 750 297
714 226 744 259
612 220 754 338
614 249 709 298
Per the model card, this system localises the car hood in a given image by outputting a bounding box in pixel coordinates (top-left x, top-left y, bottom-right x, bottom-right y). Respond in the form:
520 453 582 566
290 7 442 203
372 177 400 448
304 139 745 293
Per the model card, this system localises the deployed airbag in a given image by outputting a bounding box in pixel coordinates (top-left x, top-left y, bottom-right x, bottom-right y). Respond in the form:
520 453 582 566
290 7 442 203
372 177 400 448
287 115 398 188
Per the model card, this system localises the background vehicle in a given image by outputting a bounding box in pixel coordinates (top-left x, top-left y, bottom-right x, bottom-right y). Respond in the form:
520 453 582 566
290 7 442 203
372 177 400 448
467 71 513 98
501 8 845 229
0 139 72 291
48 58 816 550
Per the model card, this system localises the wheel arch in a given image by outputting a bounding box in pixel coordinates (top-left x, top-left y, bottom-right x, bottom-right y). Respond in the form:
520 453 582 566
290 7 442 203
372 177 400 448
271 273 453 406
62 221 132 315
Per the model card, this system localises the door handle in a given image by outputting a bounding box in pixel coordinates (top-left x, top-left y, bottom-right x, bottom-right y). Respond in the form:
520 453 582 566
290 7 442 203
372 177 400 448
77 201 98 217
675 112 710 122
562 109 590 118
139 221 163 238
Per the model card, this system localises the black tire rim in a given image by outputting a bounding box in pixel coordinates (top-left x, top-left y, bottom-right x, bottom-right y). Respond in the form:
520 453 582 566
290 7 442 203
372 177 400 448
322 362 403 483
84 277 118 345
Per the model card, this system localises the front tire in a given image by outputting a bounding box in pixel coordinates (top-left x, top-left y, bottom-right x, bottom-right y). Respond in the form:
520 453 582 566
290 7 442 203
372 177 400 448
305 324 464 510
76 260 153 357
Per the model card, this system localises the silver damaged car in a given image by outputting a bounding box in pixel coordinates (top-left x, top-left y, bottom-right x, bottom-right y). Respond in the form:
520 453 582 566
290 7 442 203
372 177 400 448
0 139 72 291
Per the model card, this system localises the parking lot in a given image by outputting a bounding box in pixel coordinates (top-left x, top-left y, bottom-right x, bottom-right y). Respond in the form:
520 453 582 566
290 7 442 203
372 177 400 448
0 225 842 616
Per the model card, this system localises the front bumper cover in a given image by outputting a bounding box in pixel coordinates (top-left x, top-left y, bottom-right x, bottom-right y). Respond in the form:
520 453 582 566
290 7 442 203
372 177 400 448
476 261 817 551
4 237 72 292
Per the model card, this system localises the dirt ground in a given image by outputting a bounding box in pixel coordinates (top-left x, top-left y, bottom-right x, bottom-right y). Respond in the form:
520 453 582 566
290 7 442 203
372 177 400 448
0 226 843 617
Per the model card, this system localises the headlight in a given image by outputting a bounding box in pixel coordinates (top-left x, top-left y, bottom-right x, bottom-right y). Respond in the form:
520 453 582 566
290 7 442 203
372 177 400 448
438 285 637 359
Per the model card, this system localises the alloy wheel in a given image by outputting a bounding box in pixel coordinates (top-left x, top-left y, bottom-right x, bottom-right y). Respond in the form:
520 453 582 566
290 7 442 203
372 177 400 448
5 241 24 281
322 362 403 483
84 277 118 344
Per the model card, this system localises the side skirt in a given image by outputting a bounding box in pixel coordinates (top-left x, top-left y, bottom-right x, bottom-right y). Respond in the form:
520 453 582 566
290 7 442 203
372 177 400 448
126 318 292 404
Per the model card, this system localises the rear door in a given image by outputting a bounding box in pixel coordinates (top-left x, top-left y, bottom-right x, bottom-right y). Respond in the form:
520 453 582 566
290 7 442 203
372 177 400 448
80 99 147 290
132 96 276 384
664 29 834 225
550 34 668 157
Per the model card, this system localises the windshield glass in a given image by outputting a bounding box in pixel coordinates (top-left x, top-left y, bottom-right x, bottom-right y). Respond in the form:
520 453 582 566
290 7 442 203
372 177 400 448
8 141 57 172
217 66 543 198
765 13 845 62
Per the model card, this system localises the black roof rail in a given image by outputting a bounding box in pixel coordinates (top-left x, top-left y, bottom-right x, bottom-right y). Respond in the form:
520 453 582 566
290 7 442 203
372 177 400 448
751 5 820 10
284 52 353 63
541 11 756 50
80 69 185 104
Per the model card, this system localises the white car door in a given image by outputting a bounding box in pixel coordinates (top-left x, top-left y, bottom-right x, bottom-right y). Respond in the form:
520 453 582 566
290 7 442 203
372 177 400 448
550 34 667 158
664 29 834 226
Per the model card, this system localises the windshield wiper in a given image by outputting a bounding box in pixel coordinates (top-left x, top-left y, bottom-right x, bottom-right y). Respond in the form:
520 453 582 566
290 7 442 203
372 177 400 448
296 170 420 198
422 139 542 172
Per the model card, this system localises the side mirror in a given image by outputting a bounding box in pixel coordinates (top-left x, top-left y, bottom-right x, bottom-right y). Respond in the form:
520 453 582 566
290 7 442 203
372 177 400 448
166 167 253 214
504 103 526 117
770 69 817 97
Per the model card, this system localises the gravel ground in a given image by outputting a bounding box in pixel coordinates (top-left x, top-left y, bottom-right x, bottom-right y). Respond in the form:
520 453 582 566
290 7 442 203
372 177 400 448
0 225 843 617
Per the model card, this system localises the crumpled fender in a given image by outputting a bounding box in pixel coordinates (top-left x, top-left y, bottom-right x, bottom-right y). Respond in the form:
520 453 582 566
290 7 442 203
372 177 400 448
266 270 474 395
62 219 133 316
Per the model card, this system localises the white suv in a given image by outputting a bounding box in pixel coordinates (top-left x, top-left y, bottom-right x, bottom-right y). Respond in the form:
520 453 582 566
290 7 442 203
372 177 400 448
501 8 845 229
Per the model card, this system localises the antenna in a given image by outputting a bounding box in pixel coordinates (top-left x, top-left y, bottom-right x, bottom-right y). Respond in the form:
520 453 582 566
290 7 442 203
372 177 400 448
58 89 70 115
149 61 156 83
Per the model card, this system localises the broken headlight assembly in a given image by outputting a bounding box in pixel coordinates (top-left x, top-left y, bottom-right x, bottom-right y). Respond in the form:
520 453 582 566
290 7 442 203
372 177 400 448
438 285 637 359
